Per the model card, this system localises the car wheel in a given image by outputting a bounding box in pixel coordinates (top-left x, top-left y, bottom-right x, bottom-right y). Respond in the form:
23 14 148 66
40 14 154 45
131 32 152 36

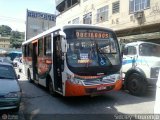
127 73 147 96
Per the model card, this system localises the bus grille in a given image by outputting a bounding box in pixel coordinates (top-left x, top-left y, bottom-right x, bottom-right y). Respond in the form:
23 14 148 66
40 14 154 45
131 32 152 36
82 78 115 86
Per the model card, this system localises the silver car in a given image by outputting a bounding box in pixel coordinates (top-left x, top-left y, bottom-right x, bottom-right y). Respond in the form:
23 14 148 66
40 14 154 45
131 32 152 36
0 62 21 112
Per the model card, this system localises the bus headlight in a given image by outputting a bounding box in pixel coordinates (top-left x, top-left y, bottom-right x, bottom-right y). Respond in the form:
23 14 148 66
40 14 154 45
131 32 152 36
67 74 83 85
73 78 83 85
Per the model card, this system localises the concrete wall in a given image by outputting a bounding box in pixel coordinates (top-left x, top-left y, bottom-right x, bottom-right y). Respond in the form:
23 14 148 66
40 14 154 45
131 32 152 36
56 0 160 31
0 37 10 48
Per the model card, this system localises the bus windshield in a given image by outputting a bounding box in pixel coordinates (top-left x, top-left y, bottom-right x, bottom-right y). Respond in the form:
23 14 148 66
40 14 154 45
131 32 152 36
139 43 160 57
65 28 121 73
67 39 119 67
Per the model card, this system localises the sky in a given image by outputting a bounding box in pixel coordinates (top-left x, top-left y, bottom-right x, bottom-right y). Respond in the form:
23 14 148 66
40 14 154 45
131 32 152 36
0 0 56 32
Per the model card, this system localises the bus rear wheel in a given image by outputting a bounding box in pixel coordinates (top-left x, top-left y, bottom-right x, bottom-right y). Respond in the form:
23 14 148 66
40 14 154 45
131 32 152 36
28 71 33 83
127 73 147 96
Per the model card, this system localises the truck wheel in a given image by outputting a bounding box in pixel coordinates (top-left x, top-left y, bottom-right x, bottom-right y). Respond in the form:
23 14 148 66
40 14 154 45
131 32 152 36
127 73 147 96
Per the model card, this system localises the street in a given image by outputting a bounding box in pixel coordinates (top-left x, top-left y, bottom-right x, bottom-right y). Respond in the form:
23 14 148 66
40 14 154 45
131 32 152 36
13 69 156 120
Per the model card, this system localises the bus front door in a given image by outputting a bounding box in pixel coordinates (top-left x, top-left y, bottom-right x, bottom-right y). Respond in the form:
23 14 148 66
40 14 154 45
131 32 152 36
32 42 38 81
53 36 63 92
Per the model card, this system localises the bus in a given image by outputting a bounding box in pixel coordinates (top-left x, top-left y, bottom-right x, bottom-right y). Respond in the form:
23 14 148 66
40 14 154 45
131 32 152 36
22 24 122 96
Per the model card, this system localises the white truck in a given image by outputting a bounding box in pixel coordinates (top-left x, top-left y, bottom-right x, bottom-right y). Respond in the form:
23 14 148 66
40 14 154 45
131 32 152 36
154 70 160 114
122 41 160 96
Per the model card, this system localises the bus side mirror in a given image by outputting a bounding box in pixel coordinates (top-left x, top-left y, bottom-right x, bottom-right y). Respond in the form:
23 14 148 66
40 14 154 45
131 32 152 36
61 38 67 53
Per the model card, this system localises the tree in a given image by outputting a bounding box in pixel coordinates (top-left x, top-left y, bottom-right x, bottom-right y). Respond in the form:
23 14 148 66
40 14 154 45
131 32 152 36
0 25 12 36
10 31 24 48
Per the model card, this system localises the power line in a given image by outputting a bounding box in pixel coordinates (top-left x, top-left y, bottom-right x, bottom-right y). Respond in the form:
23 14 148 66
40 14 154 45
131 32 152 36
0 16 25 23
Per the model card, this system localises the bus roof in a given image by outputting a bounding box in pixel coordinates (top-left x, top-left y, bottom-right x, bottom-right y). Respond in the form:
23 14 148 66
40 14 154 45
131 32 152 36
22 24 114 45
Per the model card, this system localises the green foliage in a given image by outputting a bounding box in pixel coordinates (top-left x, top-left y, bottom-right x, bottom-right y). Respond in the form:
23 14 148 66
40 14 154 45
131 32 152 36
0 25 12 36
10 31 24 48
0 25 24 48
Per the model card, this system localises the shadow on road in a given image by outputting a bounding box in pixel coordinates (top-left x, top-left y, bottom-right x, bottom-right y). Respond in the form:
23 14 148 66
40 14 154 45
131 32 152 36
19 78 156 108
17 78 156 120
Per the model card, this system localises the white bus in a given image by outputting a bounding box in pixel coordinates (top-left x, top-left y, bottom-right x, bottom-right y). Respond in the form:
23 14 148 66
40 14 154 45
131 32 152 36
22 24 122 96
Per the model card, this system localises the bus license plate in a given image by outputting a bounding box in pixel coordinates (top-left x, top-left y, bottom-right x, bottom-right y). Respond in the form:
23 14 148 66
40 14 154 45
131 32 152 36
97 86 106 91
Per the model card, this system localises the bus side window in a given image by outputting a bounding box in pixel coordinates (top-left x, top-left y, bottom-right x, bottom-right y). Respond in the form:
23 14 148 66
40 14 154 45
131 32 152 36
44 35 51 56
56 40 61 57
53 36 61 57
38 38 43 56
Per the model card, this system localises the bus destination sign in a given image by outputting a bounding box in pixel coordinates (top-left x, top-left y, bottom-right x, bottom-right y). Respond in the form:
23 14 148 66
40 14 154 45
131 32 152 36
76 31 109 39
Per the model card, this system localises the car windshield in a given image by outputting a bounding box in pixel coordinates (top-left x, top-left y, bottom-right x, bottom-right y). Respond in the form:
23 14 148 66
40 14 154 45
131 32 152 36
0 65 16 79
0 57 12 64
14 58 19 61
139 43 160 57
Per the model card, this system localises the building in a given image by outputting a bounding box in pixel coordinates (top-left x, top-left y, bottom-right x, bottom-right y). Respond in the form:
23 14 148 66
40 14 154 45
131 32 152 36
25 10 56 40
56 0 160 44
0 36 10 48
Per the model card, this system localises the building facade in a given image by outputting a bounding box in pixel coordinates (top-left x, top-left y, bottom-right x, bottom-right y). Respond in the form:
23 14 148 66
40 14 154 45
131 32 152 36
0 36 10 48
26 10 56 40
56 0 160 44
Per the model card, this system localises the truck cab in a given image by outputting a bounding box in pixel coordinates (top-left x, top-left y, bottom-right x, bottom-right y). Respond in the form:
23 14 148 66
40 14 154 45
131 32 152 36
122 41 160 96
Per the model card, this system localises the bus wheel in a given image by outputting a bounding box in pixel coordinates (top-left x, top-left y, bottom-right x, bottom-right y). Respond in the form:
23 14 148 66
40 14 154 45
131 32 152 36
28 71 33 83
48 78 57 96
127 73 147 96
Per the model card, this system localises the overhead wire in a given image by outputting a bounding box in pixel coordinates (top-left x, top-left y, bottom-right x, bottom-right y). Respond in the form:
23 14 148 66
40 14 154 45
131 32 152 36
0 15 25 23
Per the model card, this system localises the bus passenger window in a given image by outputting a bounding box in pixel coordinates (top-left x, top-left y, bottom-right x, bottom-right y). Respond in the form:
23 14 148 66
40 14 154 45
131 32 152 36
44 35 51 56
38 38 43 56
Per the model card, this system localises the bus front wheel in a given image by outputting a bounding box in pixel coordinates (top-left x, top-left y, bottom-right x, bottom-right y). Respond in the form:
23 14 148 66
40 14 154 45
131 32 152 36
48 78 57 96
127 73 147 96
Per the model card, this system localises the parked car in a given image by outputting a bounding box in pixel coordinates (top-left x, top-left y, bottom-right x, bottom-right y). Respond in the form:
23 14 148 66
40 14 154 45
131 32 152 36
122 41 160 96
13 57 20 67
0 57 13 66
0 62 21 112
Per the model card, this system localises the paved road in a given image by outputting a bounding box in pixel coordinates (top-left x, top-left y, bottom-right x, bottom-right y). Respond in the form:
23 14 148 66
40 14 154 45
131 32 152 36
16 70 156 120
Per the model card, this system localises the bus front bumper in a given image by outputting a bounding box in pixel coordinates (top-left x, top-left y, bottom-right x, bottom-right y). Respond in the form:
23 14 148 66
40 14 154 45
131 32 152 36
65 79 123 96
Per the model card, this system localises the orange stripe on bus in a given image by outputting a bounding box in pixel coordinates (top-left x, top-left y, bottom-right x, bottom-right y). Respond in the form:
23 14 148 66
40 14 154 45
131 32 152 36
32 40 38 44
46 60 52 64
65 80 86 96
114 79 123 91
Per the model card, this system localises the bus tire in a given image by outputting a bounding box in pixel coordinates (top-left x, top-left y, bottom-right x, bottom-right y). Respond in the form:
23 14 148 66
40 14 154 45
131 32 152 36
127 73 147 96
28 71 33 83
47 78 57 96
